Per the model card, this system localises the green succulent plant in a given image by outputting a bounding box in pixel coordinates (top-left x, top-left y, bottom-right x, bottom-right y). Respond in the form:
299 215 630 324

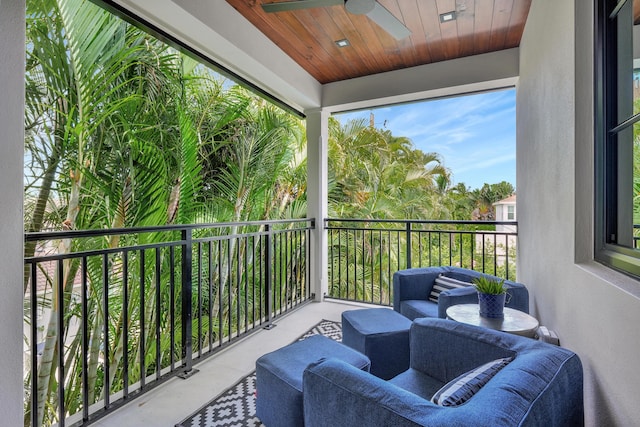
472 276 507 295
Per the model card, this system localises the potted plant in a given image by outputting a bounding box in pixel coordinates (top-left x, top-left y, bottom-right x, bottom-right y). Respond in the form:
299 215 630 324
472 276 507 318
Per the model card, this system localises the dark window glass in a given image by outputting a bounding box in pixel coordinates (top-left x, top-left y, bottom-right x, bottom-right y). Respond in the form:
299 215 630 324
595 0 640 276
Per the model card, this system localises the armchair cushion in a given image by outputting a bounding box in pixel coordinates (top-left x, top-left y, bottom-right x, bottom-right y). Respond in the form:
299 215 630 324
431 356 513 406
399 299 440 319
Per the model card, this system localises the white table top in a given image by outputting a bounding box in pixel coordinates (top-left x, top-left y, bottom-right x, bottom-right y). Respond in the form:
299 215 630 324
446 304 539 338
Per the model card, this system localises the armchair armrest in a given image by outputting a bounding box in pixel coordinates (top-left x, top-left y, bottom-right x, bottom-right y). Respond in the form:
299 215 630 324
437 286 479 318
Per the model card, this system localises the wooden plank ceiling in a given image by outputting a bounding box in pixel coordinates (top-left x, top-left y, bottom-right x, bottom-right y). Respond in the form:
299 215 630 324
225 0 532 84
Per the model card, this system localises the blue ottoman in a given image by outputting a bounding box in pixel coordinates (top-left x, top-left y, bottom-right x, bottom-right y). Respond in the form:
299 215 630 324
341 308 412 380
255 334 370 427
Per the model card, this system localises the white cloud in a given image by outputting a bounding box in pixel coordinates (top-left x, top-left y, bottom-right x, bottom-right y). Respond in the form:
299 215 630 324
453 153 516 174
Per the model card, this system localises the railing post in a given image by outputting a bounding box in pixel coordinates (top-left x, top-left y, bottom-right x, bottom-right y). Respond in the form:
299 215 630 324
179 228 197 378
264 224 275 329
406 222 412 269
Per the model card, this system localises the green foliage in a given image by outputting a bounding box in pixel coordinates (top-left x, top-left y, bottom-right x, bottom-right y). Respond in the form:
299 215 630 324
472 276 507 294
328 116 515 222
24 1 306 425
328 116 450 220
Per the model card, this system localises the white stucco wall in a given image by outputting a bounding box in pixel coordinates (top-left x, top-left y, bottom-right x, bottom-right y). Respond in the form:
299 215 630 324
0 0 26 424
518 1 640 425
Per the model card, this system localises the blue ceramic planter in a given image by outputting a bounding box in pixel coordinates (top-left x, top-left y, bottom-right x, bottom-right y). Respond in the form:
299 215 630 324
478 292 506 318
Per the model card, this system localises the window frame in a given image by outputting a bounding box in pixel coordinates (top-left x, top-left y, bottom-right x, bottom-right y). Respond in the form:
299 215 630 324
594 0 640 277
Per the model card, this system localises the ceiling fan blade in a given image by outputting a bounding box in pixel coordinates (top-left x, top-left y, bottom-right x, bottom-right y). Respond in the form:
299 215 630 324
262 0 343 13
366 2 411 40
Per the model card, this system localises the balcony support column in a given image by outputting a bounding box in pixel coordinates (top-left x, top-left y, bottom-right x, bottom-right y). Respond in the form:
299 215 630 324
0 1 26 426
306 109 329 301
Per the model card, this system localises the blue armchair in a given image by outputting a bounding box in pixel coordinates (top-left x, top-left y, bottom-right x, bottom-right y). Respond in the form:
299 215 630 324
393 266 529 319
303 318 583 427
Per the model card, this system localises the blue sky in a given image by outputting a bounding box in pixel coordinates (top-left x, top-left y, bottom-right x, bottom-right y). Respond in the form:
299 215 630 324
334 89 516 191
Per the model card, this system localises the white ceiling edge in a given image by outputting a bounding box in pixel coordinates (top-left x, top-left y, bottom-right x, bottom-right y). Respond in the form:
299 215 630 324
322 48 520 113
111 0 322 113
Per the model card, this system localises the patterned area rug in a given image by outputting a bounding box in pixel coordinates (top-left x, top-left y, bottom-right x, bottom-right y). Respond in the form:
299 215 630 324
175 320 342 427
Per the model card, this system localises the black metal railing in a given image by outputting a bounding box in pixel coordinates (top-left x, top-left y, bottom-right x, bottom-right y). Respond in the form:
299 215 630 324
23 219 313 427
325 219 517 306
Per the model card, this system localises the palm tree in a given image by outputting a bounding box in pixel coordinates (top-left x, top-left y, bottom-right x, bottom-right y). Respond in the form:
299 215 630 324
24 2 307 425
470 182 515 220
328 117 448 219
24 0 194 423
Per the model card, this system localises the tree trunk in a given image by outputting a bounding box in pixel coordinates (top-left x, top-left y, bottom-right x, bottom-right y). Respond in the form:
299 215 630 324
24 99 67 295
35 255 78 426
36 126 85 423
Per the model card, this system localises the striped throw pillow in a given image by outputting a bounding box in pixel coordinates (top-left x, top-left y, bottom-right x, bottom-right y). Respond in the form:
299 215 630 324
431 357 513 406
429 274 471 303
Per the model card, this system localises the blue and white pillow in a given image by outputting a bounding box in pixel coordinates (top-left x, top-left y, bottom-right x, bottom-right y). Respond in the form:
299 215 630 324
431 357 513 406
429 274 471 303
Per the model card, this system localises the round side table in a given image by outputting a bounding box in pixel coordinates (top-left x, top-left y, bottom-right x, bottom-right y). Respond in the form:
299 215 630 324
446 304 539 338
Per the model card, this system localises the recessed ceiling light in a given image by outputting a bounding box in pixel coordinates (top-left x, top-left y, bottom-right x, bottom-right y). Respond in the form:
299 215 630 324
439 11 457 23
335 39 350 48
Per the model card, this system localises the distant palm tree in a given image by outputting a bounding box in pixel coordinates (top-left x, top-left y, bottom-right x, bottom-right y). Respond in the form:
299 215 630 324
470 182 515 220
328 117 448 219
